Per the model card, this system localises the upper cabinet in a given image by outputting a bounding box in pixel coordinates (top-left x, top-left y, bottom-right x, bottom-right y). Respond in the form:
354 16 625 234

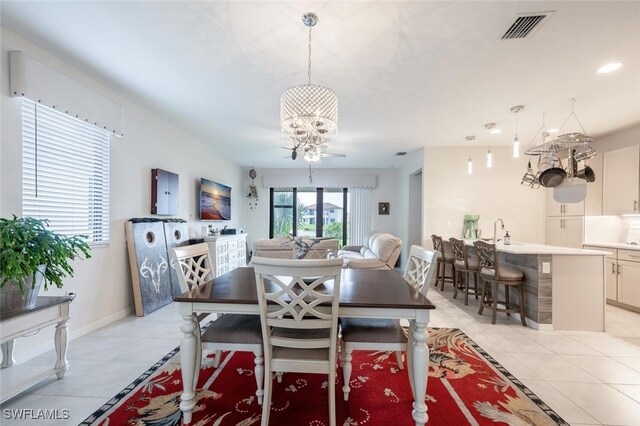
547 189 584 216
603 145 640 215
151 168 179 215
546 188 584 248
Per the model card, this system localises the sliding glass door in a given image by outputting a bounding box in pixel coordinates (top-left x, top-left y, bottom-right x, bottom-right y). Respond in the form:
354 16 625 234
321 188 349 247
269 187 349 246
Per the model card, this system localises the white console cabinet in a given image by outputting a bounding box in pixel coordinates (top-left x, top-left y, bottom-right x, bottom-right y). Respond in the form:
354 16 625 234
204 234 247 277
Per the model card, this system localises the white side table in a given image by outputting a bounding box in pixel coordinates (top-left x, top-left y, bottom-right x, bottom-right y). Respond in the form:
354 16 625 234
0 295 75 403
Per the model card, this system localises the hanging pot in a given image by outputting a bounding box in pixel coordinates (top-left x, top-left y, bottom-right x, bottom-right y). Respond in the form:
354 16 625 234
576 165 596 182
538 156 566 188
521 159 539 188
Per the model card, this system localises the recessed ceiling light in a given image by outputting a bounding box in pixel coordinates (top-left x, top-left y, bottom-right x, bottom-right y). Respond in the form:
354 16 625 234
597 62 622 74
490 129 502 134
548 128 559 133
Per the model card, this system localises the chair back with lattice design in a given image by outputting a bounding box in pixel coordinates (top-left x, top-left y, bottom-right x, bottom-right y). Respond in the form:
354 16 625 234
252 257 343 358
170 243 214 293
473 240 499 276
449 237 469 268
431 234 444 254
404 245 440 298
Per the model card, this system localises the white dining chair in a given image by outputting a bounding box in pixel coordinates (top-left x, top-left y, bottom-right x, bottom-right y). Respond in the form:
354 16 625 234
171 243 264 404
339 245 440 401
252 256 344 426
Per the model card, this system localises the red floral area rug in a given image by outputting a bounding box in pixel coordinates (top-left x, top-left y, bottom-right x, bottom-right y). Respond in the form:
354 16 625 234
81 328 568 425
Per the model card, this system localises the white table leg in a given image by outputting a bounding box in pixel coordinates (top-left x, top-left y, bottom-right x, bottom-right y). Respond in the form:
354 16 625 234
406 321 415 396
54 319 70 379
180 314 199 424
1 340 16 368
411 318 429 426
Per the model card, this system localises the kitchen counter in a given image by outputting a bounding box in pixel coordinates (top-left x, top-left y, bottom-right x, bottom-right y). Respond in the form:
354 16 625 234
583 241 640 252
462 240 606 332
464 240 611 256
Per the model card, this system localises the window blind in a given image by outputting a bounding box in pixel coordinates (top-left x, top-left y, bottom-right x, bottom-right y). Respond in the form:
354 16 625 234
22 99 111 246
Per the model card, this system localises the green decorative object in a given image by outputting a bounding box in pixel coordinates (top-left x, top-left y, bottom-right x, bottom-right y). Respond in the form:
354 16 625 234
462 215 480 239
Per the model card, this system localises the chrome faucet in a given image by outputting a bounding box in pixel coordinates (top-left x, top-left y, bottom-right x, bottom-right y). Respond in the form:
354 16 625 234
493 218 505 244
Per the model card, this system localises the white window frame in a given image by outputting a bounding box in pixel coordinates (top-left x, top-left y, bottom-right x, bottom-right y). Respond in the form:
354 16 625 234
21 99 111 247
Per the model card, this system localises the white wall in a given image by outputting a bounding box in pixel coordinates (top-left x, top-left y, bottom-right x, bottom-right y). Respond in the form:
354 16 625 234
242 167 400 253
423 146 547 244
0 28 244 361
397 149 424 266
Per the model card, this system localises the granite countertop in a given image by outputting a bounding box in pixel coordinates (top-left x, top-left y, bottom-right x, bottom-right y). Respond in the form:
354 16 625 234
583 242 640 252
463 239 611 256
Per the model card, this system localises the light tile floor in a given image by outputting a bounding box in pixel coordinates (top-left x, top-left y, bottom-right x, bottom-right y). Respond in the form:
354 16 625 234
1 285 640 425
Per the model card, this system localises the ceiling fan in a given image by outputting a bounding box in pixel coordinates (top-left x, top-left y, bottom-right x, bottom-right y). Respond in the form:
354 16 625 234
282 144 346 161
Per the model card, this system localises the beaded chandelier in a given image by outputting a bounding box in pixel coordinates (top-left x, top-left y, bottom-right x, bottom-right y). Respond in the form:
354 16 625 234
280 13 338 156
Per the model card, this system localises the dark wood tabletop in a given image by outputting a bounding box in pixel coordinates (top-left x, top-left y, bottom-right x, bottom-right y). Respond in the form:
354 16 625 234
0 294 76 321
174 267 435 310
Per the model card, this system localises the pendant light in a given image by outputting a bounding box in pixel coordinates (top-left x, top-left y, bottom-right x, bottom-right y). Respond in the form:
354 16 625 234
511 105 524 158
465 136 475 174
487 147 493 168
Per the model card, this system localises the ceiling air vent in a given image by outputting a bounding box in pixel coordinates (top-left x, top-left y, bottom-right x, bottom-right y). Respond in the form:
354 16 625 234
501 11 553 40
395 152 407 156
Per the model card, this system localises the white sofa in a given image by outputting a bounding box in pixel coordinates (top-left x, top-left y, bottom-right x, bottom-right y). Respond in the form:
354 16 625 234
253 237 339 260
338 232 402 270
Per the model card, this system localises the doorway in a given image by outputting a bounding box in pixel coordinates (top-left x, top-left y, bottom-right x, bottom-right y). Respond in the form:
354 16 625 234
408 169 423 249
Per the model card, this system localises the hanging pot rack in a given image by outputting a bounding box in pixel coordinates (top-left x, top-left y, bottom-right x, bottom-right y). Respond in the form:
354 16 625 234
525 99 594 156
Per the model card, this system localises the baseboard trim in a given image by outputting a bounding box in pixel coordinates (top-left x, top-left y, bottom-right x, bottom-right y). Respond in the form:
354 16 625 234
510 313 553 331
607 299 640 314
15 306 135 363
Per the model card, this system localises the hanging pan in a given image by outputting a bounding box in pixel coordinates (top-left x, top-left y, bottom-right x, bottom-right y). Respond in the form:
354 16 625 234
538 155 566 188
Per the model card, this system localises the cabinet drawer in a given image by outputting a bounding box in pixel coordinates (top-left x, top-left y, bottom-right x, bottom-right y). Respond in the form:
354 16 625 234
619 249 640 263
228 240 238 250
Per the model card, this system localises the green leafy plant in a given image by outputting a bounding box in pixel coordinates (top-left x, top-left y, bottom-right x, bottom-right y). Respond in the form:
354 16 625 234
0 215 91 293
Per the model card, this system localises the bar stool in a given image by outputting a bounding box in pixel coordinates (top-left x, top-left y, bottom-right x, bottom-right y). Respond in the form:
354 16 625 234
449 238 480 305
473 241 527 326
431 235 455 291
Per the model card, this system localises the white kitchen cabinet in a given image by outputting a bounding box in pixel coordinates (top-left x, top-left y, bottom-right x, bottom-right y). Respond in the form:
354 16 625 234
547 189 584 248
547 217 564 247
587 246 640 312
618 259 640 308
547 190 585 216
204 234 247 278
547 216 584 248
603 145 640 215
605 257 618 300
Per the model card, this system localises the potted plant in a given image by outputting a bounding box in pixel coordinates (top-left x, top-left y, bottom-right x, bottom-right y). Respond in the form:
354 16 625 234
0 215 91 312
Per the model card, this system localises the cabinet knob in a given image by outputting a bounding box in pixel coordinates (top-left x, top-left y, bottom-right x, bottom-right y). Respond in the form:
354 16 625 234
635 200 638 211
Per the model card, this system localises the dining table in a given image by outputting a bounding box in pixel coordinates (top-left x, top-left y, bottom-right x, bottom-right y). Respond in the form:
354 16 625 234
175 266 436 426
